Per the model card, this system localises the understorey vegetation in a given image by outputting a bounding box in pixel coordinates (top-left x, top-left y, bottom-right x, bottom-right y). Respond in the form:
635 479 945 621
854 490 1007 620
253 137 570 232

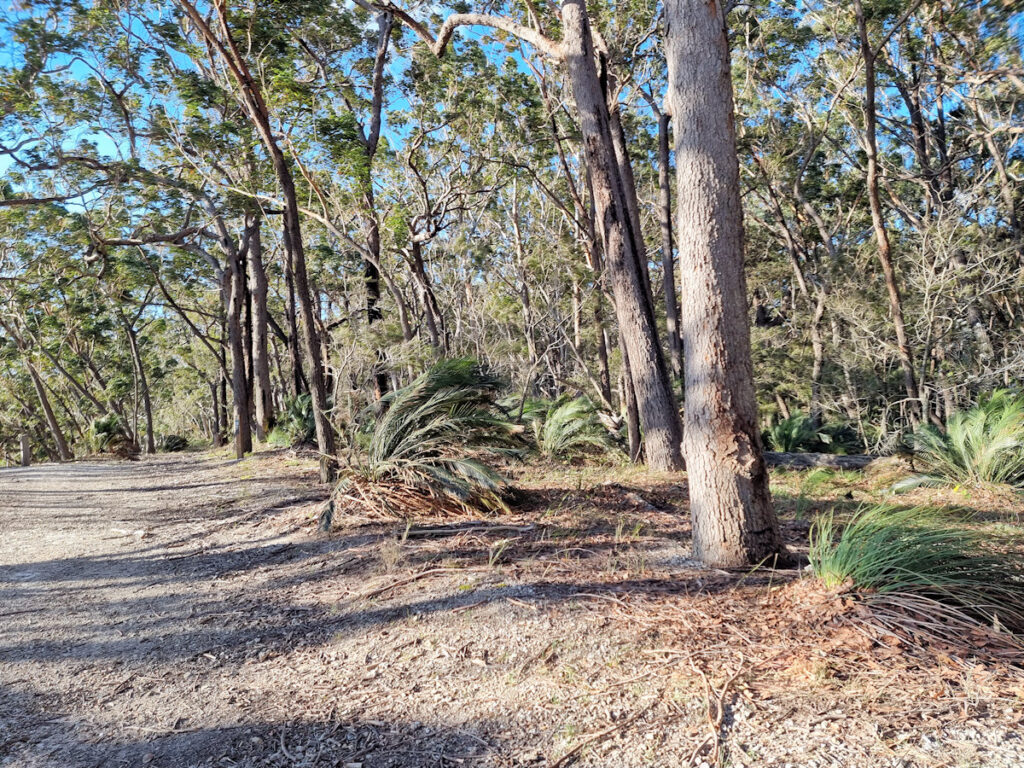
0 0 1022 688
811 505 1024 646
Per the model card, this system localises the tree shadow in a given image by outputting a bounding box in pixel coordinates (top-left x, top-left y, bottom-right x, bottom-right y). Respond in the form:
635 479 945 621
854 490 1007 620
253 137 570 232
2 702 508 768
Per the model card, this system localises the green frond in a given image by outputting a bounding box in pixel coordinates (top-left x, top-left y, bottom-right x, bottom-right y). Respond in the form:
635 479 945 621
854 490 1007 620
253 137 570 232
912 390 1024 487
536 396 617 459
341 357 520 517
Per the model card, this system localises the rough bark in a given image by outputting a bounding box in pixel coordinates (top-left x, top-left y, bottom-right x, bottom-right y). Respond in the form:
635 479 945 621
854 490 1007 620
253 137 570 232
608 103 652 298
665 0 786 566
247 217 273 438
561 0 683 471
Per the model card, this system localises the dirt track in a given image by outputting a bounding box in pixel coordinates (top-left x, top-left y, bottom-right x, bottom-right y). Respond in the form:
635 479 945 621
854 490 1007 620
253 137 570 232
0 454 351 766
3 454 1023 768
1 453 686 768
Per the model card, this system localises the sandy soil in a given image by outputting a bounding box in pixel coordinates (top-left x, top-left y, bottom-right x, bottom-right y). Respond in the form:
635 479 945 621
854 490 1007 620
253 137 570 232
2 452 1022 768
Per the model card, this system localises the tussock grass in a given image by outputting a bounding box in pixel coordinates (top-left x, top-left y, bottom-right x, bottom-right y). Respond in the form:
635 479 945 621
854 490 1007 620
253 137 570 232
810 504 1024 637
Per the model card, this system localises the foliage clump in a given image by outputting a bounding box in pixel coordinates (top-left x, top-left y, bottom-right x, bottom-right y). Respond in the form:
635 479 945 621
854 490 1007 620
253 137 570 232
912 391 1024 488
88 414 137 458
159 434 189 452
268 394 316 447
810 505 1024 638
763 412 862 454
330 358 522 521
530 395 617 460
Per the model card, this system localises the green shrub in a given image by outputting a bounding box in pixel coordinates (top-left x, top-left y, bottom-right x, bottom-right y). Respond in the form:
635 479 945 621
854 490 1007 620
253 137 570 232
159 434 189 452
810 504 1024 633
763 412 862 454
912 390 1024 487
269 393 316 447
764 412 819 452
535 396 617 459
88 414 136 456
332 358 522 521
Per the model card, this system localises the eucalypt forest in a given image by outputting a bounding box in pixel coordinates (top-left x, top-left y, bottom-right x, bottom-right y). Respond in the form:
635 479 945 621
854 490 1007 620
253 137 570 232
1 0 1023 766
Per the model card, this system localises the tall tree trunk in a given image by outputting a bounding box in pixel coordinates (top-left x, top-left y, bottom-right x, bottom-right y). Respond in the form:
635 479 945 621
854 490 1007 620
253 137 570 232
175 0 335 469
809 289 827 423
227 251 253 458
410 241 443 350
665 0 785 566
124 323 156 455
247 216 274 438
280 199 336 466
219 367 229 443
561 0 683 471
594 295 613 408
855 0 921 421
284 251 304 398
365 210 389 400
608 104 652 297
510 184 539 365
619 339 642 463
26 363 72 461
210 380 224 447
657 112 683 385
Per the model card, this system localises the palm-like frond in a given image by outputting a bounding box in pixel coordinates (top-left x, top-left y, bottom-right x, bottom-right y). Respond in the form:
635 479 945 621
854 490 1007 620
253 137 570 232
88 414 135 456
763 412 863 454
764 412 819 452
337 358 521 519
537 396 616 459
914 390 1024 487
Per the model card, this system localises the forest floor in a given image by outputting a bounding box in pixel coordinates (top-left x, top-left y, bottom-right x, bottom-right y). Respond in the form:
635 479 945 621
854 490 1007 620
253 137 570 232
2 450 1023 768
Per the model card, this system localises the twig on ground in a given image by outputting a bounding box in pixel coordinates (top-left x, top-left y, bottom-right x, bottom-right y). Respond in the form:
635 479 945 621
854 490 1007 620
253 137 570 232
549 698 659 768
278 728 297 762
688 655 746 767
349 565 489 602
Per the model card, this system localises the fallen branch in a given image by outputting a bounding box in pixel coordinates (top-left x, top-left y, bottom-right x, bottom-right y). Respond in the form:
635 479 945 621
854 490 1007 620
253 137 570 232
764 451 877 470
403 522 536 538
349 565 489 602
